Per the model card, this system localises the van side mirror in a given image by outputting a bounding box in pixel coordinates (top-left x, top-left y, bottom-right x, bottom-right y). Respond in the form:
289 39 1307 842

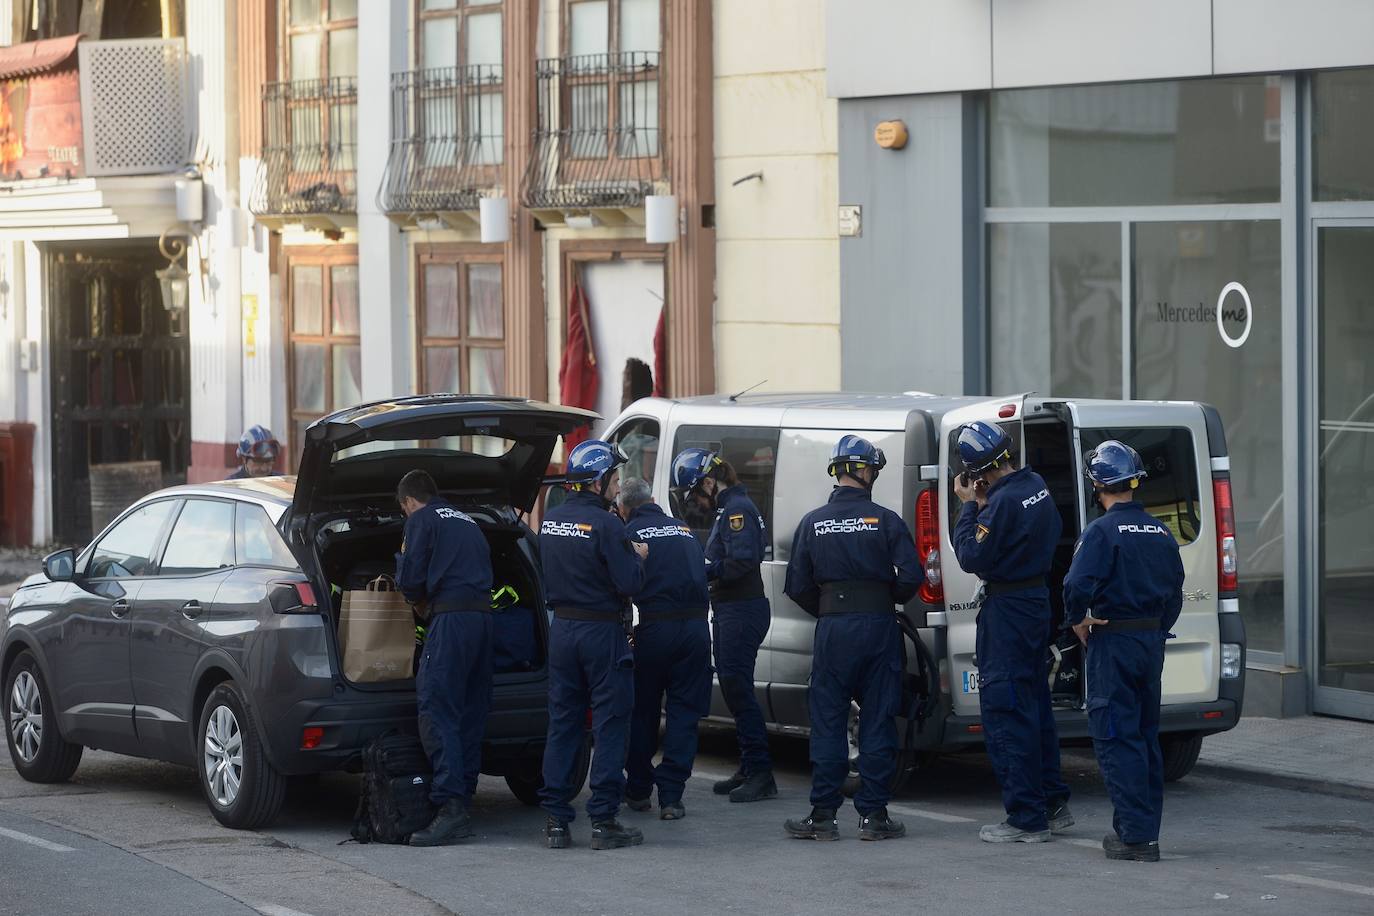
43 549 75 582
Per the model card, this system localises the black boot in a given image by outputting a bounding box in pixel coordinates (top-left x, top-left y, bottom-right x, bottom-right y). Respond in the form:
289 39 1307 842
624 794 653 812
544 816 570 849
858 808 906 841
590 818 644 850
729 771 778 804
713 768 746 795
785 807 839 841
409 799 473 847
1103 833 1160 862
1048 799 1075 833
659 801 686 821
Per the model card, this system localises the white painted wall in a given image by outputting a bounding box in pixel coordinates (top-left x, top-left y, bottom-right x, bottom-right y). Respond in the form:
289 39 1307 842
582 259 664 437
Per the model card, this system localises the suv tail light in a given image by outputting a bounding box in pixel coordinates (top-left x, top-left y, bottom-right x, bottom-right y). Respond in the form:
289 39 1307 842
915 488 943 603
269 580 320 614
1213 477 1238 594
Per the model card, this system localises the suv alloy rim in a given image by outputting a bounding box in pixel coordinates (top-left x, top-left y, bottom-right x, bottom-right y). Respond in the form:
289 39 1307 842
204 704 244 806
9 671 42 763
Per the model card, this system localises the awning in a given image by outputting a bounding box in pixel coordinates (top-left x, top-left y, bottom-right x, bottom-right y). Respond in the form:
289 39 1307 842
0 34 80 81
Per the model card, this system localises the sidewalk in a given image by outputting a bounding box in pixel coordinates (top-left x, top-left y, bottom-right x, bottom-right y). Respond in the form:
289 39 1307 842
1198 715 1374 796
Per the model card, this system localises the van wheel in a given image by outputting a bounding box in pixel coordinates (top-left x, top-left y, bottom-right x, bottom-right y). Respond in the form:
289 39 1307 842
4 651 82 783
197 682 286 828
1161 732 1204 782
505 732 591 806
841 703 927 798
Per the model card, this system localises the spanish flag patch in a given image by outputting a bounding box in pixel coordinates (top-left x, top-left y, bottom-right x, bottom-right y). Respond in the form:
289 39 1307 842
975 524 991 543
729 513 745 531
576 523 594 531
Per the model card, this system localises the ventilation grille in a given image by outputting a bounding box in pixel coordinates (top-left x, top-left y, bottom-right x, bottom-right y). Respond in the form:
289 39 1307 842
79 39 190 177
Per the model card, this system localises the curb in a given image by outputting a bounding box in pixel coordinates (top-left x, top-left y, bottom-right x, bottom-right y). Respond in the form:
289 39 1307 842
1194 761 1374 802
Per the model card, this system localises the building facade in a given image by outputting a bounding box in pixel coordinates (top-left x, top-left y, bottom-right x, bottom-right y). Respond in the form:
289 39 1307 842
828 0 1374 721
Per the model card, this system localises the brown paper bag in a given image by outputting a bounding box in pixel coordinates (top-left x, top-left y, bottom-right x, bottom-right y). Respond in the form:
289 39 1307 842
340 575 416 683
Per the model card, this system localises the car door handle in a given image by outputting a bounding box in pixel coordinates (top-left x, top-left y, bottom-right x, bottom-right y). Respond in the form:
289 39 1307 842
181 600 203 620
111 598 130 619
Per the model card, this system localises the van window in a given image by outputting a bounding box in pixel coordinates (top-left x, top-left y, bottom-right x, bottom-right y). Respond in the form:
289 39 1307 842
612 417 660 485
670 425 779 557
1080 427 1201 543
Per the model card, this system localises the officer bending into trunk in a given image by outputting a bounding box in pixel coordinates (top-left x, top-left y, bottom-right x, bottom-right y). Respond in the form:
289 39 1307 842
783 436 921 842
951 420 1073 844
394 469 494 847
1064 441 1184 863
538 440 648 850
618 477 713 821
671 448 776 804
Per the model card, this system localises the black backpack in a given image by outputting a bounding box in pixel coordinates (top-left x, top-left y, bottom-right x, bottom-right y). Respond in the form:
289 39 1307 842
348 732 434 845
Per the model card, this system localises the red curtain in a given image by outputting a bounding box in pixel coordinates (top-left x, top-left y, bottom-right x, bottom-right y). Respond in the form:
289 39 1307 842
652 303 667 397
559 278 599 450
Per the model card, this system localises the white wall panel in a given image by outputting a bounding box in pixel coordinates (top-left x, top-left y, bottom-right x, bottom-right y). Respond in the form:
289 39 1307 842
826 0 991 98
1214 0 1374 74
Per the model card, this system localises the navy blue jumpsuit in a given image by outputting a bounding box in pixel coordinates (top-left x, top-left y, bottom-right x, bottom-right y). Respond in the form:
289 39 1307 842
704 483 772 777
784 486 921 814
1063 501 1184 845
623 502 713 807
395 499 494 806
952 465 1070 832
537 489 645 824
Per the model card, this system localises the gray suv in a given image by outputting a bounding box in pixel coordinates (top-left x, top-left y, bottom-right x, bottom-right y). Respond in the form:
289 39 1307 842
2 396 594 828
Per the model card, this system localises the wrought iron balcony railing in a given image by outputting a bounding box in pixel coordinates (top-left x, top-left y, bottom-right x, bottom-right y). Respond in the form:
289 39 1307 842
251 77 357 220
521 51 662 212
380 65 504 216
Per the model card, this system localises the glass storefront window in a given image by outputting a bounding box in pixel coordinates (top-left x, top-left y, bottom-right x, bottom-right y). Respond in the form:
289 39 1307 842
1312 69 1374 201
989 222 1121 398
1133 221 1283 651
989 77 1281 207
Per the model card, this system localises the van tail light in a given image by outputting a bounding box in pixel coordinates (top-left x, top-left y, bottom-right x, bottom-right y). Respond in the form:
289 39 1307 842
915 488 943 604
1213 477 1238 595
269 580 320 614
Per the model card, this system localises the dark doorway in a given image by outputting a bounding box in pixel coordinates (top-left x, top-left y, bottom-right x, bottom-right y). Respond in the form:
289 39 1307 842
48 244 190 543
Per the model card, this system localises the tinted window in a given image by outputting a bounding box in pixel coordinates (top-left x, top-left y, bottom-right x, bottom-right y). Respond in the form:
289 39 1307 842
670 425 779 558
88 500 178 578
1312 68 1374 201
235 504 299 569
159 500 236 576
612 417 660 486
1081 427 1201 544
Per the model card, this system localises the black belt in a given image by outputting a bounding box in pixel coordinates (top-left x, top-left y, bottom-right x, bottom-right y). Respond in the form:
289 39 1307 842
553 606 622 622
818 580 894 616
1096 616 1162 632
637 607 709 623
430 601 491 615
710 569 766 602
985 577 1046 597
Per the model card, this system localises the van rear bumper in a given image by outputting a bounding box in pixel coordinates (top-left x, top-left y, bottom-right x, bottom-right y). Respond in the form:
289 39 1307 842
933 698 1241 748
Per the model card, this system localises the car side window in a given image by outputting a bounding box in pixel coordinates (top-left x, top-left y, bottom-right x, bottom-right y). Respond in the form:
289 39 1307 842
1080 427 1202 544
612 417 661 486
235 503 299 569
158 500 236 576
87 500 180 579
670 424 779 559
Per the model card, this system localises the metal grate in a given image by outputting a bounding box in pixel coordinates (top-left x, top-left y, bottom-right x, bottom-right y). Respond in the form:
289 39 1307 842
380 65 504 215
250 77 358 217
521 52 662 211
78 39 190 177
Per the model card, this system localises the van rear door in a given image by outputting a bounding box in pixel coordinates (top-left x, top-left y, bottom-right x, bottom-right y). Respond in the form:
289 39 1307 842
1066 401 1220 705
937 395 1028 718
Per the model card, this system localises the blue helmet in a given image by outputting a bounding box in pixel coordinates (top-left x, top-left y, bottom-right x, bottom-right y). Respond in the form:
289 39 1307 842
671 447 721 493
237 424 280 461
828 434 886 478
565 439 627 485
1084 440 1147 488
957 421 1013 475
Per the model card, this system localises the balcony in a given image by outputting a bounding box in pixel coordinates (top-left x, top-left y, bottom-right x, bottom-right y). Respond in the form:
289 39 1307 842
250 77 358 230
380 65 504 227
521 51 663 224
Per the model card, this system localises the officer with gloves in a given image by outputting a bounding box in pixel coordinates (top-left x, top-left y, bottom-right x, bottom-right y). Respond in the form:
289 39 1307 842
671 448 776 804
951 420 1073 844
394 469 494 847
782 436 921 841
538 440 648 850
1064 440 1185 863
618 477 713 821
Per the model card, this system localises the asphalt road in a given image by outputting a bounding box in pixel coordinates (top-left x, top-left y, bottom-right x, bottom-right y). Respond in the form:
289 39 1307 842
2 730 1372 916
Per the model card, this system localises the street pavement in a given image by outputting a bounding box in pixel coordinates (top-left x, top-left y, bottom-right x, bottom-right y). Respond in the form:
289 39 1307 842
1 728 1372 916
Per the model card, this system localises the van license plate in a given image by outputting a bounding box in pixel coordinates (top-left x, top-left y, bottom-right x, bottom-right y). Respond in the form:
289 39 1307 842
962 671 979 694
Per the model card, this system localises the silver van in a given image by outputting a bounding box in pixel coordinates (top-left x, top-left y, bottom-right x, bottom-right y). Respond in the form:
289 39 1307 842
604 392 1246 790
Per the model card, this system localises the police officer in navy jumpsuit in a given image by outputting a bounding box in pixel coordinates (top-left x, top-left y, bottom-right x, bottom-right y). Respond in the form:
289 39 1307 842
394 469 494 847
951 420 1073 843
618 477 713 820
783 436 921 841
538 440 648 850
1064 440 1185 863
671 448 776 803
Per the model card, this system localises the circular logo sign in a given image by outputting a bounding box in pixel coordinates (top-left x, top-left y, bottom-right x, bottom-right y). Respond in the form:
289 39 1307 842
1216 281 1253 349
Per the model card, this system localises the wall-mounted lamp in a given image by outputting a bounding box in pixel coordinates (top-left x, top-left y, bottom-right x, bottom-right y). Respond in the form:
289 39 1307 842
645 194 679 244
479 196 510 244
156 228 190 313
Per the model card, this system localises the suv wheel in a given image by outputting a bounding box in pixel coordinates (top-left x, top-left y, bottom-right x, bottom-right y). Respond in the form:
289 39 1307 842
3 651 82 782
196 682 286 828
504 732 592 806
1161 732 1204 782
